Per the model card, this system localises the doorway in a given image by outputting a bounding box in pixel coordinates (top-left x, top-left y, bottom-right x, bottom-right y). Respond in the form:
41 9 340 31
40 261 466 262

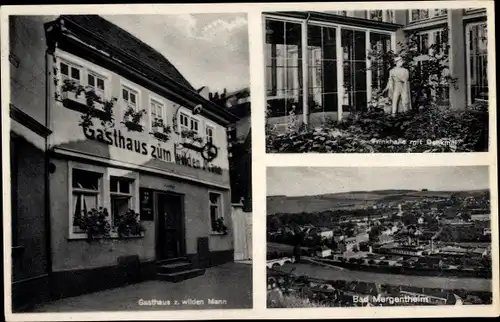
156 192 185 260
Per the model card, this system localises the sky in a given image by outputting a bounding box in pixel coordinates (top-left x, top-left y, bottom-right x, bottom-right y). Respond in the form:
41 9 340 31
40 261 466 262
103 13 249 93
267 167 490 197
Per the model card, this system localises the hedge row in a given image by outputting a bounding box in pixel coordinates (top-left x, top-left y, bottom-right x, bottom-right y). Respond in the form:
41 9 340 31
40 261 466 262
266 104 488 153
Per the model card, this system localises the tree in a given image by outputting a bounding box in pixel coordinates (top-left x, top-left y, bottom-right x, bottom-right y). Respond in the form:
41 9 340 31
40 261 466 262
461 212 472 222
368 27 457 111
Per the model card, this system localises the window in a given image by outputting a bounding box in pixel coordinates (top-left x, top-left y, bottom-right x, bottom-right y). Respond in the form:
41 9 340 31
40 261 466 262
467 23 488 104
87 71 106 97
59 58 108 100
370 33 392 94
411 9 429 21
332 10 354 17
307 24 338 114
190 118 199 134
264 16 396 123
60 60 82 84
433 9 447 17
69 163 140 239
179 112 200 135
206 125 214 143
342 29 367 111
265 19 303 117
151 99 165 127
179 112 190 131
122 86 138 110
209 192 223 232
410 9 447 22
415 29 450 106
71 168 103 234
368 10 383 21
110 176 134 227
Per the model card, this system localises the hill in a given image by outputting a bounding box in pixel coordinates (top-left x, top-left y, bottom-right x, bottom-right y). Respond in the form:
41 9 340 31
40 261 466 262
267 189 489 215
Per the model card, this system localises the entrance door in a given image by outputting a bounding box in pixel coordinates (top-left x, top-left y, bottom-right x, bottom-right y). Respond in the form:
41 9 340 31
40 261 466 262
156 193 185 260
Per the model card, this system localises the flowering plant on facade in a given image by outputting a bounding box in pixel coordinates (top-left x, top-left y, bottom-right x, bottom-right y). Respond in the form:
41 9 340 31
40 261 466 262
212 217 229 235
286 103 300 133
78 207 112 241
114 209 146 238
59 79 117 129
180 129 204 144
150 118 172 142
122 107 146 132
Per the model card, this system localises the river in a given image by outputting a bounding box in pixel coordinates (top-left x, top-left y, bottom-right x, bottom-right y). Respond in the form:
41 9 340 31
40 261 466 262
275 262 492 292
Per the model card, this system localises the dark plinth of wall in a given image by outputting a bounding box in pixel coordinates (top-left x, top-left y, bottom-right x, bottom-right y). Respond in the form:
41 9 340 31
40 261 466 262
50 258 155 300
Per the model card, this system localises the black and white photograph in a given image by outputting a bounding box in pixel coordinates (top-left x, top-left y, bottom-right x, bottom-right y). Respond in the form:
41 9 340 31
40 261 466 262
265 8 490 153
267 166 493 308
2 1 498 321
6 11 252 313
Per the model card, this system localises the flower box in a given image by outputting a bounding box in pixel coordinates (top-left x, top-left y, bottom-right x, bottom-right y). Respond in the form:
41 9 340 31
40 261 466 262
61 90 87 106
123 120 143 132
61 90 105 114
152 125 164 134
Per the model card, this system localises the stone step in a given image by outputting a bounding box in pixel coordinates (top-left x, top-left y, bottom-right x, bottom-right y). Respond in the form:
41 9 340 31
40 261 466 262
156 262 193 274
155 257 188 266
156 268 206 283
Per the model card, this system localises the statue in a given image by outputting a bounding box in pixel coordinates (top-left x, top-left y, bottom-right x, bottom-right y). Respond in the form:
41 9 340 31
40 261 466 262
382 56 411 114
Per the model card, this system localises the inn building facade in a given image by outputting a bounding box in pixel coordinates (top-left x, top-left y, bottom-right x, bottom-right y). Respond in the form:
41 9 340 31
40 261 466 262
9 14 239 310
264 8 488 129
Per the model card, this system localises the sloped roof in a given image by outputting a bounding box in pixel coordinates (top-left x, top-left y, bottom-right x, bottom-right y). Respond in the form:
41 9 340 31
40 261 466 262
60 15 196 92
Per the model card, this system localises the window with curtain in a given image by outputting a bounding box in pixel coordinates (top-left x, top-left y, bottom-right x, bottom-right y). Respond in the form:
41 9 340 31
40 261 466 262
72 169 102 234
265 19 303 118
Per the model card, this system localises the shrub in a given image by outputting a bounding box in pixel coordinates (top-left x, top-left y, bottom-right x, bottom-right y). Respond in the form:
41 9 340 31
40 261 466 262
79 207 112 241
266 103 488 153
115 209 145 238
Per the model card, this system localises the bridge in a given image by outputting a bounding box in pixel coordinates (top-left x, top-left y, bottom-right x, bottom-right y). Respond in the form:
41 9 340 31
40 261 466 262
266 257 295 269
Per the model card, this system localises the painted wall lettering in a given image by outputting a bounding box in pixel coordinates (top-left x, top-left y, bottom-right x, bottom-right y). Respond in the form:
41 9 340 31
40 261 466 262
82 126 222 175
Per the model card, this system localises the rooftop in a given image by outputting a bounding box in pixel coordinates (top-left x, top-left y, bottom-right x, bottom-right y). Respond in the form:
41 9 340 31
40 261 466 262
60 15 195 92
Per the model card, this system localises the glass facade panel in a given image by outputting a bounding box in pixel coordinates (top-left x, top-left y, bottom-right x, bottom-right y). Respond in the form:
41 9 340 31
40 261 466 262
264 15 396 122
307 24 338 113
342 29 367 111
468 23 488 103
370 32 392 95
265 19 303 117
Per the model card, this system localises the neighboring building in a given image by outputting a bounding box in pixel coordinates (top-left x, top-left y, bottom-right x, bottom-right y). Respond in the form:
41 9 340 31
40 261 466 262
318 227 334 239
9 15 56 311
11 14 240 305
376 234 395 245
264 8 488 129
316 246 333 258
471 248 488 258
215 87 252 262
377 245 424 256
219 87 252 211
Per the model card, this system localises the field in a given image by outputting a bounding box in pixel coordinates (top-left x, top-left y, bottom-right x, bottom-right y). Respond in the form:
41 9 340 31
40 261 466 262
267 189 488 215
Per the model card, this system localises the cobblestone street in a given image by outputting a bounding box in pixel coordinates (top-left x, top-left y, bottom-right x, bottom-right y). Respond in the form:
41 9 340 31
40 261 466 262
32 263 252 312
